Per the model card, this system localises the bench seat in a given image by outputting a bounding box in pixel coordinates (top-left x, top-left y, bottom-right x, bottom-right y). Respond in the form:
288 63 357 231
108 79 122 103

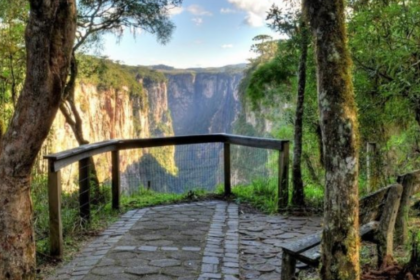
282 221 379 267
280 184 402 280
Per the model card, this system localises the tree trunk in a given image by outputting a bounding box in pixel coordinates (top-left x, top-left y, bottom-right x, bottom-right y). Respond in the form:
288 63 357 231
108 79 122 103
303 152 320 184
291 13 309 207
366 142 379 193
59 53 102 203
315 123 325 167
414 100 420 128
0 0 76 278
60 52 88 146
304 0 360 279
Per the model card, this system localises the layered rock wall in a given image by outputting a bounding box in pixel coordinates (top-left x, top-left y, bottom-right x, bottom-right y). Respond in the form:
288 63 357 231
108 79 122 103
41 63 246 193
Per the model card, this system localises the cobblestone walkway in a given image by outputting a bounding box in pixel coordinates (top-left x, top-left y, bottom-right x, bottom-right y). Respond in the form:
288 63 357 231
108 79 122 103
48 201 321 280
239 214 322 279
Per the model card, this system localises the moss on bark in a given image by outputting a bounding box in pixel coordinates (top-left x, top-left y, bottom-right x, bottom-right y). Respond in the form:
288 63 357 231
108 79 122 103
304 0 360 279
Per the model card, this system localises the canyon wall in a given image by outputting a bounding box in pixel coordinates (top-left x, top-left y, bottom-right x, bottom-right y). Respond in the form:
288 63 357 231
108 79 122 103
42 70 176 192
165 70 243 190
41 61 252 193
166 71 242 135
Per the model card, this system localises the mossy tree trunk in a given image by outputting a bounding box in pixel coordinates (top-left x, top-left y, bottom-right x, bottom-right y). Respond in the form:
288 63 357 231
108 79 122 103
291 10 309 207
304 0 360 279
0 0 76 278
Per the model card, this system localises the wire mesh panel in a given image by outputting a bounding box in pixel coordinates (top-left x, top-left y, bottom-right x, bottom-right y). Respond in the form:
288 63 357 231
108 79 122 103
120 143 224 194
230 145 278 187
58 154 112 224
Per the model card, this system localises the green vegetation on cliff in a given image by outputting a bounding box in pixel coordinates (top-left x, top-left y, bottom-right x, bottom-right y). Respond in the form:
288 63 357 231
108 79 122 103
78 55 167 96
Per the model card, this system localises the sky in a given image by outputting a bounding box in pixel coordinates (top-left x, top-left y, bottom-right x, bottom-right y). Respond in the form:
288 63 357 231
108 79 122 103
100 0 288 69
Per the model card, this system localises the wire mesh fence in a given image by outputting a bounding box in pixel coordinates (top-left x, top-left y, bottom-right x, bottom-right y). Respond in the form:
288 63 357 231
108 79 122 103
230 145 279 188
43 142 280 214
41 135 289 257
33 154 112 259
38 141 281 226
121 143 224 194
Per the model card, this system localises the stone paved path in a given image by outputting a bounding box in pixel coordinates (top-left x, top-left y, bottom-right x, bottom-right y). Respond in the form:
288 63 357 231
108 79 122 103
48 201 321 280
239 214 321 279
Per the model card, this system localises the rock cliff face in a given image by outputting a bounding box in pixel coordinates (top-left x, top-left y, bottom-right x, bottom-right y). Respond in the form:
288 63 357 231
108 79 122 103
167 72 242 135
164 71 243 191
43 61 245 193
45 76 176 191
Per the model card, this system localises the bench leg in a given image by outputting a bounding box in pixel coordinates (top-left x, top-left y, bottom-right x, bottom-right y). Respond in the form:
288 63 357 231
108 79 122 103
281 252 296 280
376 184 403 267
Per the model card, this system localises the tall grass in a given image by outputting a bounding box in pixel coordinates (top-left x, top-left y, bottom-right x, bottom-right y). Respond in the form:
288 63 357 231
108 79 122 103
32 176 120 264
229 178 279 214
227 177 324 214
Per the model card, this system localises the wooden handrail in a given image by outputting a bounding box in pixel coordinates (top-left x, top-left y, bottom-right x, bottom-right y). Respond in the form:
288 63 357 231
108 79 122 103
45 140 119 172
44 134 287 172
45 133 290 258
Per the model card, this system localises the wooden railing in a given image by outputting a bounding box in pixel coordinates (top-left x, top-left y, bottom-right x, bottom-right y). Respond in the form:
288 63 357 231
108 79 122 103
44 134 290 258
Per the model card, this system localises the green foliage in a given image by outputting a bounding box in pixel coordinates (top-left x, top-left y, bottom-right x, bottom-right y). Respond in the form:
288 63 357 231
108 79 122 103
0 0 27 128
76 0 183 51
246 53 295 108
249 35 278 63
236 26 323 206
241 0 420 201
231 178 279 214
349 0 420 178
77 55 168 96
78 55 142 94
120 188 198 209
303 183 324 208
32 176 120 263
229 178 324 214
126 65 167 84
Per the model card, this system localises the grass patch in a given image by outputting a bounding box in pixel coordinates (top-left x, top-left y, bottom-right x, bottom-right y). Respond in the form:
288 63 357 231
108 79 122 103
304 183 324 209
226 178 324 214
229 178 279 214
120 188 207 210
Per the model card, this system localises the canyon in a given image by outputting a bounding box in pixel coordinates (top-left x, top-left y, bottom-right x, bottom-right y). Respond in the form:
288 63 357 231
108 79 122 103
41 61 264 193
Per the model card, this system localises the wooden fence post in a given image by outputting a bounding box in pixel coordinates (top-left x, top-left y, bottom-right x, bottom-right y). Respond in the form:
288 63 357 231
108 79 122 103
112 151 120 210
224 143 231 196
278 141 290 209
48 159 63 258
79 157 91 222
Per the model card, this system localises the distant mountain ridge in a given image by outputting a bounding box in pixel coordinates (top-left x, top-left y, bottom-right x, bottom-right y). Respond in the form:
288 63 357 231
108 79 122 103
149 63 248 74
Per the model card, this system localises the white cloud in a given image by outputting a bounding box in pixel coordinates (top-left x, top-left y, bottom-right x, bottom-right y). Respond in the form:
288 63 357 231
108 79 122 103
227 0 296 27
187 5 212 16
192 17 203 26
244 12 264 27
221 44 234 49
167 6 184 16
220 8 237 14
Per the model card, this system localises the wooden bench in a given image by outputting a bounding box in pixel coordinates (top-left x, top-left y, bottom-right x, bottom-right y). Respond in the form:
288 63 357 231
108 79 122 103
396 170 420 244
280 184 403 280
